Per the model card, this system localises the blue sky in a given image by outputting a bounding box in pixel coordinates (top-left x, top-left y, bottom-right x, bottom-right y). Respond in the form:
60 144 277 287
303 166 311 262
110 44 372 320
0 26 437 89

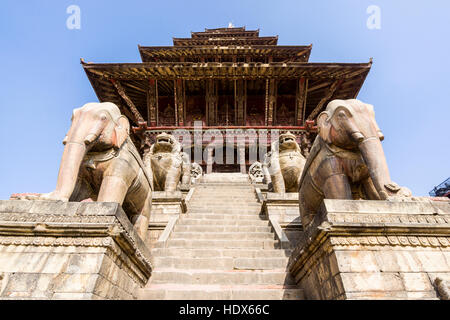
0 0 449 198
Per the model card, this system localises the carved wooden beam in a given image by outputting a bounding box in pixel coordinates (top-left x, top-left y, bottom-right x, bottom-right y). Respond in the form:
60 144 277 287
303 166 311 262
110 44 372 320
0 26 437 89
235 79 246 126
296 47 311 59
174 79 185 126
295 77 308 126
110 79 146 125
307 81 331 93
267 79 277 126
307 80 343 120
173 80 179 126
175 79 185 126
265 79 269 125
206 79 217 125
147 79 158 127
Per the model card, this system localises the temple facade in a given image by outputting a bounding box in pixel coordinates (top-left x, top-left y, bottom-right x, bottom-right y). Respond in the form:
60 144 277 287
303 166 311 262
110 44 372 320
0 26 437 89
82 26 371 172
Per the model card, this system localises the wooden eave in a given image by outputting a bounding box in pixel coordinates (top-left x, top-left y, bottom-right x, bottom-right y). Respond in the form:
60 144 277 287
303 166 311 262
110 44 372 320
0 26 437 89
138 45 312 62
82 61 371 80
191 30 260 38
82 60 371 125
173 36 278 46
204 27 247 32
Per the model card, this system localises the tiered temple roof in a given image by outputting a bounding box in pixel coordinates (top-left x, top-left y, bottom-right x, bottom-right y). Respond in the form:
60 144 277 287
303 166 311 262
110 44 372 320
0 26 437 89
82 26 371 131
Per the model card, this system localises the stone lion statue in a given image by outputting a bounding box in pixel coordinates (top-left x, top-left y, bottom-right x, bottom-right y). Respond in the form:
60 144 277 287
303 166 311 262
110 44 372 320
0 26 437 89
144 132 191 192
263 132 306 193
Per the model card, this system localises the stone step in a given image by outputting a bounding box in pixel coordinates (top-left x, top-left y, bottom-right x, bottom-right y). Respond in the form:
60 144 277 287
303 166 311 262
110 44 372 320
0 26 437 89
179 218 270 226
193 190 254 194
155 239 280 249
195 185 253 189
195 187 253 190
138 284 303 300
188 200 258 204
170 232 276 241
151 248 291 259
174 224 272 233
190 194 257 198
188 202 260 207
189 201 257 205
198 178 251 184
193 187 254 190
188 203 260 207
187 209 262 215
188 201 260 205
147 269 295 285
152 256 289 270
191 193 256 196
182 213 265 220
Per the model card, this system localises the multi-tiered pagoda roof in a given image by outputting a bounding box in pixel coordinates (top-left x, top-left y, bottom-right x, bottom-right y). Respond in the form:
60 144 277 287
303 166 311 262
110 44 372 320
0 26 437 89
82 26 371 132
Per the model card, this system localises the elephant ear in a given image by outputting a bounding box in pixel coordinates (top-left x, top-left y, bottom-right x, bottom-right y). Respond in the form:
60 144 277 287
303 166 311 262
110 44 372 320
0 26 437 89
113 116 130 149
317 111 332 144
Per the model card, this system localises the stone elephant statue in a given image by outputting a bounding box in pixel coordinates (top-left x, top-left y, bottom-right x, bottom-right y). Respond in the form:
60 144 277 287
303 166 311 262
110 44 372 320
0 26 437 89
145 133 191 192
299 99 411 228
263 132 306 193
13 102 152 239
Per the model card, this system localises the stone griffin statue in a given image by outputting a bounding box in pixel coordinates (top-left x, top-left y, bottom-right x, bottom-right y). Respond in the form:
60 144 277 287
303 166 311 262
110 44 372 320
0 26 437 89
190 162 203 184
144 133 191 192
11 102 152 239
248 161 264 183
299 99 411 228
263 132 306 193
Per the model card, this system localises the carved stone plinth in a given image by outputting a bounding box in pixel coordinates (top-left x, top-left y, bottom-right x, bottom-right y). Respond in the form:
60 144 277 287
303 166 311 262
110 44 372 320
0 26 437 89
289 199 450 300
262 192 303 248
0 200 152 300
147 191 188 249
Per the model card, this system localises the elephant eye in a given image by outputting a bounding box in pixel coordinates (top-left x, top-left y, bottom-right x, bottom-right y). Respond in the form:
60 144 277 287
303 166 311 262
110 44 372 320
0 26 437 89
337 110 347 118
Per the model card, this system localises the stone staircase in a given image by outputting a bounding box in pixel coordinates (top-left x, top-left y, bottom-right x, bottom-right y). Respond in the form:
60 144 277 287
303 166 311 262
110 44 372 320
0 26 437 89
137 173 303 300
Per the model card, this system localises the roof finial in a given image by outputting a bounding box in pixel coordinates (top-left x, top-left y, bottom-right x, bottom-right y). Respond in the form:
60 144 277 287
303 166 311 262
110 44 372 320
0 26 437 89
228 22 234 28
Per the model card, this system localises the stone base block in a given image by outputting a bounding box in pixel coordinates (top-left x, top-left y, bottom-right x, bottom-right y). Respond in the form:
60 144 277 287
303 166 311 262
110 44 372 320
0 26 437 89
289 199 450 300
262 192 303 247
147 191 187 249
0 200 152 300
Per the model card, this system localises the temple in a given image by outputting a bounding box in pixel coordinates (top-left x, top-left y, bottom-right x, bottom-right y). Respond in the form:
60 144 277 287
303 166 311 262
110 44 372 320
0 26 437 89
82 26 372 172
3 26 450 302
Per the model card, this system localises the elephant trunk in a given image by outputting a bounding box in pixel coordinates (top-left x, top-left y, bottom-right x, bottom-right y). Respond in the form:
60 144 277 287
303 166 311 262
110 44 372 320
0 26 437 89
358 137 391 200
53 142 87 201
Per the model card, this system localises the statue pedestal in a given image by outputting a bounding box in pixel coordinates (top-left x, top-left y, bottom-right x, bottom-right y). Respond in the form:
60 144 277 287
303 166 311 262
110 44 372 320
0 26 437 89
147 191 188 249
0 200 152 300
289 199 450 300
262 192 303 248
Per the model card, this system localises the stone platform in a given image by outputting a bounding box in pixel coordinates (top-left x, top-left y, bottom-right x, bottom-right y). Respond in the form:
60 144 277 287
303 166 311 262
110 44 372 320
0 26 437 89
262 192 303 248
288 199 450 300
0 200 152 300
146 191 188 249
2 178 450 300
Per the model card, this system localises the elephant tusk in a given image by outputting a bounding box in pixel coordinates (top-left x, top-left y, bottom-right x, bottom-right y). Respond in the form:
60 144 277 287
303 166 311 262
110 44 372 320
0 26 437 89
84 134 98 145
351 132 364 143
